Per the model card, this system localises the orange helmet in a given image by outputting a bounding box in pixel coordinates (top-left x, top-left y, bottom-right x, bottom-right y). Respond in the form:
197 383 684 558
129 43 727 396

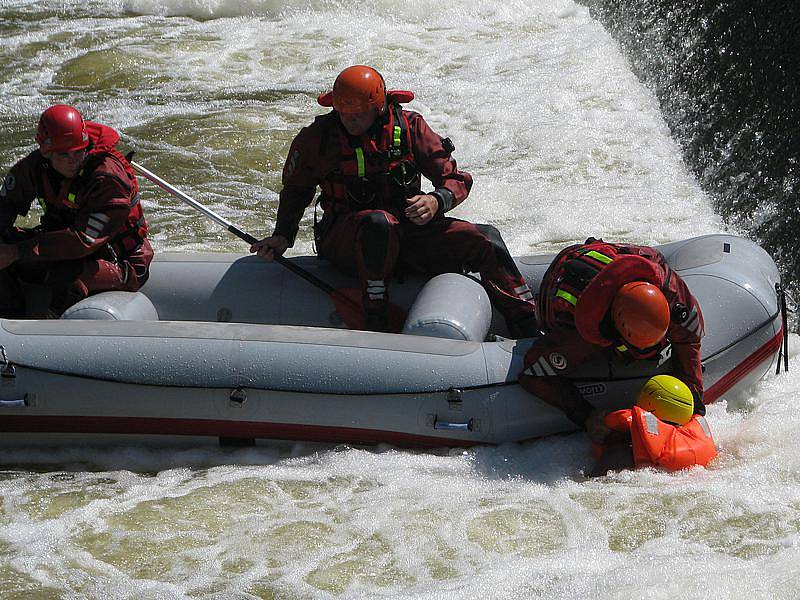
329 65 386 114
35 104 90 154
611 281 670 349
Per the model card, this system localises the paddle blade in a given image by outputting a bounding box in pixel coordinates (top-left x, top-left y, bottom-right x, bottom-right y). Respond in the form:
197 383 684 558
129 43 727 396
331 288 407 333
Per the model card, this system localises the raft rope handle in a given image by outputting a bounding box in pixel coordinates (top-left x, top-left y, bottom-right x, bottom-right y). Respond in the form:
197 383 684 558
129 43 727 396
776 283 790 374
0 345 14 378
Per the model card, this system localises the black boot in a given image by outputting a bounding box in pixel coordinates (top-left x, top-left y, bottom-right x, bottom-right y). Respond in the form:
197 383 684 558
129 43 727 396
364 300 390 333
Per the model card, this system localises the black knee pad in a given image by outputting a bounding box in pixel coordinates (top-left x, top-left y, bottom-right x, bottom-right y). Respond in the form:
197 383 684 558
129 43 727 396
358 212 393 274
475 223 519 274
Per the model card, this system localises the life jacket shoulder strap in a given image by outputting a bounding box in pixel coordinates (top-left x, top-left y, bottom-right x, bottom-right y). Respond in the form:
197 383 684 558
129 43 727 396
320 103 416 209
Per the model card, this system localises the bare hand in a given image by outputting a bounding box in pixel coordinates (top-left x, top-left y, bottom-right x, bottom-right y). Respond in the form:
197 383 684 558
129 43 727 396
250 235 288 262
405 194 438 226
0 244 18 270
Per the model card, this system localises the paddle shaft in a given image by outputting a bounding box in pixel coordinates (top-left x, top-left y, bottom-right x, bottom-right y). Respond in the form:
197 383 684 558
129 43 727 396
130 161 350 301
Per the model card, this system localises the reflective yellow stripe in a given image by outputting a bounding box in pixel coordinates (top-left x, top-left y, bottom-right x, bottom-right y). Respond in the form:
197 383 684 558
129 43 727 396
555 289 578 306
585 250 613 264
393 125 401 148
355 148 365 177
616 344 628 352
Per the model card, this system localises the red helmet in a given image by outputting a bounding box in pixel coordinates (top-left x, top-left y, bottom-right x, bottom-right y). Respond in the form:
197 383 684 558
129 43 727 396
611 281 670 349
328 65 386 114
35 105 89 154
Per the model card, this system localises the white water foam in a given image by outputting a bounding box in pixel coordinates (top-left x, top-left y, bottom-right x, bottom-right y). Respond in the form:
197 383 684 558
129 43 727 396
1 1 795 598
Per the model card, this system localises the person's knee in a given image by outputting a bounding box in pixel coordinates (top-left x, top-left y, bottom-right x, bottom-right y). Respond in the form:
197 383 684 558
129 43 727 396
358 210 393 236
356 211 396 275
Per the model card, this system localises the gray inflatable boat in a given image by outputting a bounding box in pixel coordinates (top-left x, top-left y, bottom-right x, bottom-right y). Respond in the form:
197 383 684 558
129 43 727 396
0 234 786 447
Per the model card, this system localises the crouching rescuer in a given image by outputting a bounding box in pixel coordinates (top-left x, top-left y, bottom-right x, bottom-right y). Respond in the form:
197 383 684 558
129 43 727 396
518 238 709 470
0 105 153 317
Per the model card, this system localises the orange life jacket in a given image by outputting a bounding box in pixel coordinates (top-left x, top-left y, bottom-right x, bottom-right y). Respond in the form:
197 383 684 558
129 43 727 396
319 91 417 213
603 406 717 471
37 121 148 256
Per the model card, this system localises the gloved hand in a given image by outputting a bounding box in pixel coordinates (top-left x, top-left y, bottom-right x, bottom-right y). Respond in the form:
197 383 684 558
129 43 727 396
585 408 611 445
0 244 18 270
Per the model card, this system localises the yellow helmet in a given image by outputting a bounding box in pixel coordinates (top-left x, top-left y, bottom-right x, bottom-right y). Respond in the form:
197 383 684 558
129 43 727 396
636 375 694 425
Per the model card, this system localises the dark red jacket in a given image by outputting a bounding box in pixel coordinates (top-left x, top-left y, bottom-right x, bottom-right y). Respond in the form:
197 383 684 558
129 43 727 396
272 106 473 245
520 241 704 426
0 122 149 264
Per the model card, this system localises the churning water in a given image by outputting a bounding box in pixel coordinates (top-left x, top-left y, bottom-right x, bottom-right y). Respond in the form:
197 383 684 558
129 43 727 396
1 1 798 598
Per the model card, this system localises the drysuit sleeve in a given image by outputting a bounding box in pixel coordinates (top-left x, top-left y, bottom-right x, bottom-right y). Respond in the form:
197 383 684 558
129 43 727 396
0 155 38 237
666 277 705 407
406 112 473 213
518 329 604 427
273 125 324 246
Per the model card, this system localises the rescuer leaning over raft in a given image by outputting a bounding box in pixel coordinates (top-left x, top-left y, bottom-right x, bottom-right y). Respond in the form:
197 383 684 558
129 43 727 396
0 105 153 318
250 65 538 336
519 238 706 447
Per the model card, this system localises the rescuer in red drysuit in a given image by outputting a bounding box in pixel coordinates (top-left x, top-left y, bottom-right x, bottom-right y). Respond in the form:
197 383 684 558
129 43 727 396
518 238 705 443
250 65 537 335
0 104 153 317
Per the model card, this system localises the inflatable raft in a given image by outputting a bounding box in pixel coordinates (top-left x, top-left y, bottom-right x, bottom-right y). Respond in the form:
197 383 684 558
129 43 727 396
0 234 786 447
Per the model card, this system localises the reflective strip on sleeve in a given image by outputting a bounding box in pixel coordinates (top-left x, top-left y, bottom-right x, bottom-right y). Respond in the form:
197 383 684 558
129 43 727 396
85 212 111 239
584 250 613 264
682 306 704 338
555 289 578 306
522 355 558 378
529 363 544 377
531 356 556 376
514 284 534 301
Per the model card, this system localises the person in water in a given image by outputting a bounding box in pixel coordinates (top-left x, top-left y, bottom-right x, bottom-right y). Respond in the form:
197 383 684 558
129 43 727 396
0 104 153 318
250 65 537 336
590 375 717 475
518 238 705 446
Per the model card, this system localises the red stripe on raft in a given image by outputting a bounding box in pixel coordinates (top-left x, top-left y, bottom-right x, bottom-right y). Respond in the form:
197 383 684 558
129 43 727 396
0 328 784 446
0 415 476 448
704 328 784 404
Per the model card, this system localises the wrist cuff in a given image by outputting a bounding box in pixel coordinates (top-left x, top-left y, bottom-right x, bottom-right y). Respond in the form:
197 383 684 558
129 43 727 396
431 188 454 214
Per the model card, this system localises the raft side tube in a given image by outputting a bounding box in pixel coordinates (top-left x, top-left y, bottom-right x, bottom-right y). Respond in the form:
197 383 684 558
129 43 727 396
403 273 492 341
